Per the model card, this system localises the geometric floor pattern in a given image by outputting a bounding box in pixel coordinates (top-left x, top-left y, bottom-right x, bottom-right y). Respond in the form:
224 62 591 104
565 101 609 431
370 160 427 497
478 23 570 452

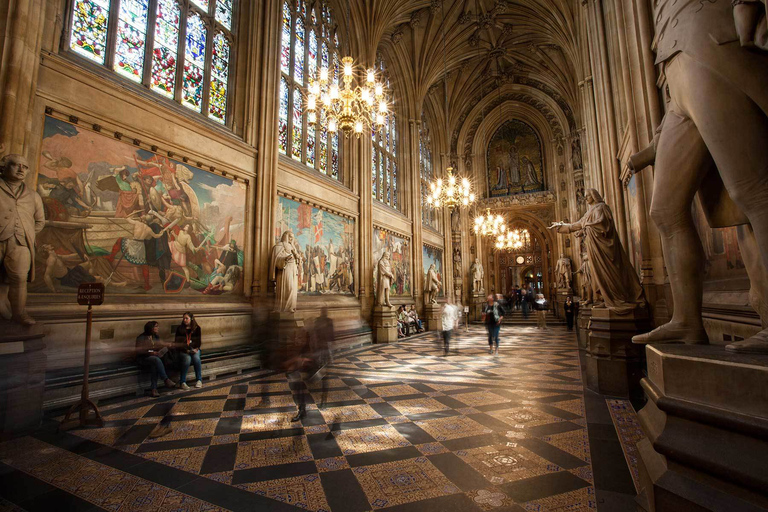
0 325 597 511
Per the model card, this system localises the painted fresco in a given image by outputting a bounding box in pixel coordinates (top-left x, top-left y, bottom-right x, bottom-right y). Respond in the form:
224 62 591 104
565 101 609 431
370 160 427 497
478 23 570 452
275 196 355 294
487 120 545 197
34 115 247 295
373 227 411 297
422 245 443 297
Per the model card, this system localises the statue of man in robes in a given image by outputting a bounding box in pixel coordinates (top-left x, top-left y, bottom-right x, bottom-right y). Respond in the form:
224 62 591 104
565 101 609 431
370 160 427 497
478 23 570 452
549 189 645 314
470 258 484 293
426 263 441 304
376 250 394 307
270 231 302 313
555 256 572 289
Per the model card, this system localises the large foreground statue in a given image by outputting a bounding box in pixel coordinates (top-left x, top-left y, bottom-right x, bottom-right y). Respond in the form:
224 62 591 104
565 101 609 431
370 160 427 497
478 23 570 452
270 231 302 312
0 155 45 326
550 189 645 314
426 263 441 304
629 0 768 351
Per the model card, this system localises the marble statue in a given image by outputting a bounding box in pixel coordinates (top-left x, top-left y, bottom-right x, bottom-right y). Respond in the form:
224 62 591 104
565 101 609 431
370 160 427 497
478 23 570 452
426 263 441 304
451 208 461 233
555 256 572 289
470 258 484 293
0 154 45 326
453 247 462 278
376 250 394 307
270 231 302 312
627 0 768 351
549 189 645 314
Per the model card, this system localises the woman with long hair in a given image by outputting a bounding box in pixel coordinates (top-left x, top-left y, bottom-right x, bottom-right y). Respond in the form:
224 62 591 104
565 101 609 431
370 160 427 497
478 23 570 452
136 321 175 397
174 312 203 390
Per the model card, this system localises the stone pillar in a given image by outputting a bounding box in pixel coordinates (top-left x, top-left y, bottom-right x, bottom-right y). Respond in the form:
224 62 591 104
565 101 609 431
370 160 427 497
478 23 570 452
637 344 768 511
0 327 46 437
586 307 650 398
372 306 398 343
576 305 592 351
424 303 442 331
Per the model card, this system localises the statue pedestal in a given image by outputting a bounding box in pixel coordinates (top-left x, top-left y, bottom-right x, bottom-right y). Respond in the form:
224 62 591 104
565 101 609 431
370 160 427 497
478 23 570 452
637 344 768 511
555 288 571 320
372 306 398 343
424 303 442 331
586 306 650 398
269 311 305 345
0 325 46 438
471 292 485 323
576 305 592 351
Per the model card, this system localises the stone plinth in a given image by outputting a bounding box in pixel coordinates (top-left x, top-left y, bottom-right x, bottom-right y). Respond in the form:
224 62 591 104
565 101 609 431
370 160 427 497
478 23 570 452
424 303 442 331
471 293 485 323
0 325 46 437
372 306 397 343
576 305 592 351
586 306 650 398
269 311 305 345
555 288 572 320
637 344 768 511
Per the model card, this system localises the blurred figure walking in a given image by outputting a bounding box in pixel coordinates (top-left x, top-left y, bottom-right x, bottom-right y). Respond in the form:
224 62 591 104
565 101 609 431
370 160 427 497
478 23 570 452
441 297 459 356
483 294 505 355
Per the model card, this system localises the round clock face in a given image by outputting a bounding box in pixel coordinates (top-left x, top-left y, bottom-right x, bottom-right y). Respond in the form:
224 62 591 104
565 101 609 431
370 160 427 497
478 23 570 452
516 256 525 265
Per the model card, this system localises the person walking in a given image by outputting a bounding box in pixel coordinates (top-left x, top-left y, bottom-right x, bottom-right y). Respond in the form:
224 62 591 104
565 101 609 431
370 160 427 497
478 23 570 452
535 294 549 329
175 312 203 390
521 286 530 319
483 294 505 355
441 297 459 356
564 296 575 331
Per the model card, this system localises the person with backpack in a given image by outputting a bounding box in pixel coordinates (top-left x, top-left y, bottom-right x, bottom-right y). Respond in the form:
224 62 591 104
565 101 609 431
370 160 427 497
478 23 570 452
483 294 506 355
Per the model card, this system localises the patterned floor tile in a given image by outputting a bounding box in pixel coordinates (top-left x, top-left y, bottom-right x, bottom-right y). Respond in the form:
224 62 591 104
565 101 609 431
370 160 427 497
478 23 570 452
452 391 512 407
488 406 564 429
334 425 411 455
414 416 492 441
315 456 350 473
140 445 209 473
235 436 314 469
245 394 297 409
314 390 364 403
522 484 596 511
241 412 301 433
103 405 154 420
370 384 423 397
170 399 227 416
320 404 382 423
391 398 452 416
607 398 644 493
70 426 131 446
457 443 560 484
467 487 515 510
237 474 330 512
144 418 219 442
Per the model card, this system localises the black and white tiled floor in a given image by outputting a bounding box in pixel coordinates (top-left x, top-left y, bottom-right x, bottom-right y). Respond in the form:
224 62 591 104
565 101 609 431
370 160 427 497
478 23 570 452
0 325 641 511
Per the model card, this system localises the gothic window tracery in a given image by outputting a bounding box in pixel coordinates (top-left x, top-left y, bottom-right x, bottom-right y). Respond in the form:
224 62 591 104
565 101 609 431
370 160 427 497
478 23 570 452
419 116 437 229
69 0 235 124
372 57 399 209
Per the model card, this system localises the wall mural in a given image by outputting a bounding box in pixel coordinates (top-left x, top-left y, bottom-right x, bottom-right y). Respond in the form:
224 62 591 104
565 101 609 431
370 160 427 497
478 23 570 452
34 115 247 295
373 227 411 298
275 196 355 294
486 120 545 197
422 245 443 297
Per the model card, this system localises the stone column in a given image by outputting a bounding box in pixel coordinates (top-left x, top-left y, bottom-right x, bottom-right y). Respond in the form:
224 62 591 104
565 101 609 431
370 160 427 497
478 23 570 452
409 119 424 306
0 0 47 155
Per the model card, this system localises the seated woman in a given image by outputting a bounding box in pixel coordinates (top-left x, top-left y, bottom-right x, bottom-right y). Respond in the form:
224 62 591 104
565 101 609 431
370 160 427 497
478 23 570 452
174 312 203 390
136 321 175 397
408 305 423 332
397 306 411 337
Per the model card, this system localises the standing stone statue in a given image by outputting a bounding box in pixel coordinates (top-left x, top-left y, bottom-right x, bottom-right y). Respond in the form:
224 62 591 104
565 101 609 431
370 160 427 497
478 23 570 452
549 189 645 314
627 0 768 351
453 247 462 278
555 256 572 289
270 231 302 313
426 263 441 304
451 208 461 233
0 155 45 326
574 232 595 305
470 258 484 293
376 250 394 307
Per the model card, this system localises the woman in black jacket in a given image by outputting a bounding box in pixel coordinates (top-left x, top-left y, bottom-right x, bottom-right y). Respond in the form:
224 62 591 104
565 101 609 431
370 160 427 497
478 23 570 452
136 321 175 397
175 312 202 390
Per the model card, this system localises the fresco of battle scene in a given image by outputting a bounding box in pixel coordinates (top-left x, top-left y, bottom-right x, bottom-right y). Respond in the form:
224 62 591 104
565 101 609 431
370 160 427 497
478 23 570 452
373 227 411 298
275 196 355 295
486 119 545 197
33 116 247 296
422 245 444 297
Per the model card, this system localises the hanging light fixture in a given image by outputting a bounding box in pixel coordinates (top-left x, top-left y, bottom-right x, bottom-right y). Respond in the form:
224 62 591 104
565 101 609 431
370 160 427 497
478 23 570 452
496 227 530 250
305 0 390 137
474 208 507 237
426 0 476 210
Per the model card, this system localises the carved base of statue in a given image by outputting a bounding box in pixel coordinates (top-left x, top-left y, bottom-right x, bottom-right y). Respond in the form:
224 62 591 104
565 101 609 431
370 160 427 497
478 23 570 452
637 344 768 512
269 310 305 347
586 307 651 399
0 325 46 436
372 305 398 343
471 292 485 323
575 305 592 351
424 303 442 331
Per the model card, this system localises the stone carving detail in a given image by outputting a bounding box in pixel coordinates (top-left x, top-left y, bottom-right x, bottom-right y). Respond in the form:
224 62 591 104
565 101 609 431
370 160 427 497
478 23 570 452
480 190 555 207
555 256 572 289
0 154 45 326
571 137 583 170
458 10 472 24
270 231 303 313
549 189 645 314
376 250 395 307
451 208 461 233
391 27 404 43
409 10 422 28
471 258 484 293
453 247 462 279
426 263 442 304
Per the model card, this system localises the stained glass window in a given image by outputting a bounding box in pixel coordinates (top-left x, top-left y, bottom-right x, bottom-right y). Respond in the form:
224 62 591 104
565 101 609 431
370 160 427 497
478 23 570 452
278 0 342 180
69 0 236 124
371 146 377 199
278 77 289 154
419 117 437 229
371 57 399 209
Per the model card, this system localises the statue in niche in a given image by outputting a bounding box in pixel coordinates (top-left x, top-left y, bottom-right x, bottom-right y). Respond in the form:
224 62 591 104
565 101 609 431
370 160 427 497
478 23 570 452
549 189 645 314
376 249 395 307
453 247 462 278
627 0 768 351
451 207 461 233
470 258 484 293
270 231 303 313
0 155 45 326
555 256 572 290
425 263 441 304
571 138 583 170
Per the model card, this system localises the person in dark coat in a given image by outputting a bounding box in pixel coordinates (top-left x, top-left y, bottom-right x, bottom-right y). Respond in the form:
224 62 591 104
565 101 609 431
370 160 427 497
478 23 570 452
564 296 576 331
136 321 175 397
174 312 202 390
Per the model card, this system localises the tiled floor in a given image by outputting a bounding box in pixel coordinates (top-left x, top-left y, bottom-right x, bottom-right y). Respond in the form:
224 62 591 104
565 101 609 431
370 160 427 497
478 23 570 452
0 325 643 511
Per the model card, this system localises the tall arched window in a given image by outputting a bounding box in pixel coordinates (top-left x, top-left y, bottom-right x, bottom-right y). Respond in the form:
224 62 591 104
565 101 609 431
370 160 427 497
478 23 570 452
419 116 436 229
278 0 341 181
68 0 236 124
371 57 398 209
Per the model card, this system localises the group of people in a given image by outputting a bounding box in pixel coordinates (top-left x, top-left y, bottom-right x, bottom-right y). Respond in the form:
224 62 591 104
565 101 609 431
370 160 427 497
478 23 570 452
397 305 424 337
135 312 204 397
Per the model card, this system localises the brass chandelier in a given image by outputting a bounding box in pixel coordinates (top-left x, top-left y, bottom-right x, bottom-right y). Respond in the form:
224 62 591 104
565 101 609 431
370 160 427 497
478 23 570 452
496 228 531 250
474 208 507 237
306 57 390 137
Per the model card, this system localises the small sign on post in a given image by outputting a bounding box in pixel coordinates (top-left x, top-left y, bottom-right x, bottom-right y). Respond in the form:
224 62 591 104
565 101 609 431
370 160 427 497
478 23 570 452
61 283 105 430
